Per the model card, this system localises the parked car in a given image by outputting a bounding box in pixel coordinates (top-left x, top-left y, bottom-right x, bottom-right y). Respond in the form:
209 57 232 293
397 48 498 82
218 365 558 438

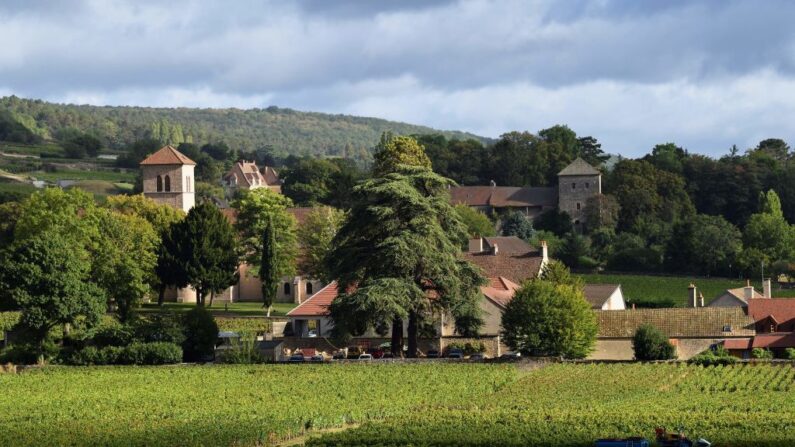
369 348 385 359
288 353 305 363
358 353 373 361
425 350 440 358
332 351 346 360
500 351 521 360
447 349 464 359
310 354 324 363
307 330 318 338
469 353 487 361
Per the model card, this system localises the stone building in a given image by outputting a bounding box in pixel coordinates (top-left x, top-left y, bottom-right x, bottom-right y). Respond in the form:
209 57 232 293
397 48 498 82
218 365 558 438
140 145 196 213
449 157 601 227
222 161 282 195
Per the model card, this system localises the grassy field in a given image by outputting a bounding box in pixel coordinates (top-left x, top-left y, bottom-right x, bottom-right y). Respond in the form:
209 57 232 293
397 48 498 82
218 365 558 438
577 273 795 307
0 363 516 446
31 169 135 183
140 302 297 317
311 363 795 447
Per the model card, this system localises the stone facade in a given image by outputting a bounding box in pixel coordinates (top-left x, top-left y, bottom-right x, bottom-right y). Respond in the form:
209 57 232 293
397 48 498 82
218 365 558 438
142 164 195 213
233 263 323 304
558 173 601 226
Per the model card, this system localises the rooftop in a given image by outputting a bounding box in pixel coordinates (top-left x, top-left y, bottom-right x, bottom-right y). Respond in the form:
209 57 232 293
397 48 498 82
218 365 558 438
596 307 754 338
748 298 795 325
557 157 600 176
449 186 557 208
583 284 621 309
139 145 196 166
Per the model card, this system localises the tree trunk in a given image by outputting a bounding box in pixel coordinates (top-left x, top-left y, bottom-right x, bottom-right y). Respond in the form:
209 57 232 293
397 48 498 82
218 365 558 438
209 291 215 308
157 284 166 307
197 288 205 307
407 312 418 358
391 317 403 358
266 305 272 318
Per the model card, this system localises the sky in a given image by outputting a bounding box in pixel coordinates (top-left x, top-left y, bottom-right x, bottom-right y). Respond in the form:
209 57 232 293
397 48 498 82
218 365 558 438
1 0 795 157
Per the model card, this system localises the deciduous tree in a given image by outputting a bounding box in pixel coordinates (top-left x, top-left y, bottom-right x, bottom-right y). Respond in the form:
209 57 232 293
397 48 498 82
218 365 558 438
297 206 345 282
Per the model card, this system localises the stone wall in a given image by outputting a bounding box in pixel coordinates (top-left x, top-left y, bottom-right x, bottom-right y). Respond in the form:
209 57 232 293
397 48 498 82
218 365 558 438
558 174 600 224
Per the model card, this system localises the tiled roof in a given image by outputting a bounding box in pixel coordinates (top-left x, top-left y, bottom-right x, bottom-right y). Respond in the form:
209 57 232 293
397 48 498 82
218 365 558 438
449 186 557 208
287 282 338 317
482 236 534 255
583 284 620 309
748 298 795 326
752 332 795 349
139 145 196 166
726 287 764 303
482 277 521 308
557 157 600 176
722 338 753 350
261 166 282 185
463 251 543 284
596 307 754 338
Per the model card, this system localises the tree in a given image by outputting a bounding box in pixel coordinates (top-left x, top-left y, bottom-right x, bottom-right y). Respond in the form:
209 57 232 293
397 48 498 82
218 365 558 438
454 205 495 240
500 210 534 241
91 210 158 322
0 231 105 348
372 132 432 176
632 324 676 360
182 307 219 361
201 142 231 161
577 136 609 166
281 158 342 206
500 279 597 358
539 260 583 287
744 190 795 263
170 202 239 306
532 209 573 236
61 131 102 159
232 188 298 283
297 206 345 282
583 194 620 232
664 214 742 276
557 233 590 269
260 216 279 316
326 166 486 357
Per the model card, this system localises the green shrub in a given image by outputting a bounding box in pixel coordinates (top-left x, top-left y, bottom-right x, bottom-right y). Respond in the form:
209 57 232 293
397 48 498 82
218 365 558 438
216 337 266 364
632 324 676 361
752 348 774 360
1 340 61 365
182 307 219 362
688 350 738 367
785 348 795 360
69 346 124 365
92 325 134 347
120 342 182 365
133 314 186 345
447 341 487 355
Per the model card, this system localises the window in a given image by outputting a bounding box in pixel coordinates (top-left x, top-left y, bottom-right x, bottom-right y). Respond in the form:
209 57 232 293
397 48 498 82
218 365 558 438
164 175 171 192
306 282 313 295
283 282 291 295
185 176 191 192
723 324 732 332
571 182 576 190
576 202 581 210
156 175 163 192
585 182 590 189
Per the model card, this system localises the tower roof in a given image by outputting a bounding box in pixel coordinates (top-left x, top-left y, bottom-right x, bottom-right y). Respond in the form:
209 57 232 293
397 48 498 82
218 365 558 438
139 145 196 166
558 157 600 176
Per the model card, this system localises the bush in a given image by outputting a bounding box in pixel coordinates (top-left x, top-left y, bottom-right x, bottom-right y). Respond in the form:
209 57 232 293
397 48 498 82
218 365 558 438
69 343 181 365
445 341 486 356
68 346 124 365
632 324 676 361
133 314 186 345
216 337 266 364
92 325 134 347
689 351 737 367
785 348 795 360
182 307 219 362
0 341 60 365
752 348 774 360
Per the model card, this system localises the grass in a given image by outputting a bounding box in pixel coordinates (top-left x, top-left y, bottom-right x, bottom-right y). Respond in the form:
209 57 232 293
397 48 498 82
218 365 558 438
0 141 63 157
576 273 795 307
139 301 297 317
30 169 135 183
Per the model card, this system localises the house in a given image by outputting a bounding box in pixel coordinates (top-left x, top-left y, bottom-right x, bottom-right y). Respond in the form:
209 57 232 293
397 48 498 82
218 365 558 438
449 157 601 227
222 161 282 194
583 284 626 310
592 307 755 360
722 298 795 358
463 236 549 284
708 280 768 307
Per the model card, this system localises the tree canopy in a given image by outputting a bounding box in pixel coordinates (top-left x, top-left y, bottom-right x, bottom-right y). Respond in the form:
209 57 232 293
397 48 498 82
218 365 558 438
297 206 345 283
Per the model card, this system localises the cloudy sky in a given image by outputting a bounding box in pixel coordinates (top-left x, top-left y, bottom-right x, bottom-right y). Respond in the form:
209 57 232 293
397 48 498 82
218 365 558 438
1 0 794 157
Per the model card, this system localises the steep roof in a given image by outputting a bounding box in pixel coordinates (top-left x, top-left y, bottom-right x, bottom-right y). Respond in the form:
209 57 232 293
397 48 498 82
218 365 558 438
449 186 557 208
752 332 795 349
463 251 543 284
482 236 534 255
725 288 765 304
583 284 621 309
557 157 600 176
595 307 754 338
261 166 282 185
748 298 795 326
139 145 196 166
287 282 338 317
482 277 521 308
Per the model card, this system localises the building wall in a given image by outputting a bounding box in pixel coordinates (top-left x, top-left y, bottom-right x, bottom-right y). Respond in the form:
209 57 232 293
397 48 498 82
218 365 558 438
236 263 322 304
590 337 726 360
558 174 600 224
604 289 627 310
142 164 195 213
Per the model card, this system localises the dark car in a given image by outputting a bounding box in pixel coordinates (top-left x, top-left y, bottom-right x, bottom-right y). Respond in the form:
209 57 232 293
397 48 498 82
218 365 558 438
310 354 324 363
426 350 440 358
332 351 346 360
447 349 464 359
288 353 305 363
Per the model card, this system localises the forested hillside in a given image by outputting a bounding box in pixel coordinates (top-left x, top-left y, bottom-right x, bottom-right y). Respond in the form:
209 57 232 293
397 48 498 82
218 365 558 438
0 96 486 158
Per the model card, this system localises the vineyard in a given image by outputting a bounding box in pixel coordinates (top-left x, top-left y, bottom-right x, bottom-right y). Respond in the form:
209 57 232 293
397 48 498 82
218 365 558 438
309 363 795 447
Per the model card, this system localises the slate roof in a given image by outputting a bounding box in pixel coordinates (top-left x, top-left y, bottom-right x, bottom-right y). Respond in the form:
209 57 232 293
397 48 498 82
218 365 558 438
139 145 196 166
583 284 620 309
557 157 600 176
595 307 754 338
449 186 557 208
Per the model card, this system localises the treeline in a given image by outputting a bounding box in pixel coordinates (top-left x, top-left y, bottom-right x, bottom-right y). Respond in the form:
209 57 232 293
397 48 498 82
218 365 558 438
0 96 485 159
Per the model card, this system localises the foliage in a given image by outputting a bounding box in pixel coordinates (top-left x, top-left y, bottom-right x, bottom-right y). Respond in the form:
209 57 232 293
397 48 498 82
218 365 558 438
103 194 184 236
501 279 597 358
454 204 495 240
415 134 488 185
539 260 583 288
499 210 534 240
61 130 102 159
69 342 182 365
444 341 486 355
743 190 795 264
752 347 774 360
532 209 572 236
785 348 795 360
215 336 267 364
182 307 219 361
296 206 345 282
260 216 278 315
326 166 486 356
557 233 590 269
632 324 677 360
583 193 620 232
232 188 297 281
664 214 742 276
688 350 738 367
169 202 239 305
372 133 432 175
281 158 363 208
0 363 514 446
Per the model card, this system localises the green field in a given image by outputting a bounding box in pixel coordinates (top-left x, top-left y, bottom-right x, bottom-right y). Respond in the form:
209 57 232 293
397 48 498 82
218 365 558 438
140 302 297 317
311 363 795 447
0 364 515 446
577 273 795 307
31 169 135 183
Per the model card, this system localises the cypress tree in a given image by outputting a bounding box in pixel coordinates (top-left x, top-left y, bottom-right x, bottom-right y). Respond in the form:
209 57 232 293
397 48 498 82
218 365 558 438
260 216 279 316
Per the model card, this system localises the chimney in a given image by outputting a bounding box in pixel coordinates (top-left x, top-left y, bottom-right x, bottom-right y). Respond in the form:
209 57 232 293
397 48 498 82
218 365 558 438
763 278 772 298
688 284 697 308
744 280 754 301
468 238 484 253
698 292 705 308
491 244 499 255
540 240 549 263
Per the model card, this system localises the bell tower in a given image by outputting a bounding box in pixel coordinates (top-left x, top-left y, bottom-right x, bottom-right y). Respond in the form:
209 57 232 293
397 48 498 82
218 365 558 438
140 145 196 213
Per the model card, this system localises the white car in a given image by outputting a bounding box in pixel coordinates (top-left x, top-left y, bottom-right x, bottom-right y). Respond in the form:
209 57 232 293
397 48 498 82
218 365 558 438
358 353 373 361
307 330 317 338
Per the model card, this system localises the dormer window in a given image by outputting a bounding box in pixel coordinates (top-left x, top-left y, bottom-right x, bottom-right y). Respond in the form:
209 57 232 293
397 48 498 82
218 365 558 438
723 324 732 332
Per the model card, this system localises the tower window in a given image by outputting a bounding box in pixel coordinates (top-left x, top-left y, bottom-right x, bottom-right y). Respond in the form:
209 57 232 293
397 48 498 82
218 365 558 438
164 175 171 192
576 202 581 210
306 282 313 295
284 282 291 295
571 182 576 190
186 176 191 192
156 175 163 192
585 182 590 189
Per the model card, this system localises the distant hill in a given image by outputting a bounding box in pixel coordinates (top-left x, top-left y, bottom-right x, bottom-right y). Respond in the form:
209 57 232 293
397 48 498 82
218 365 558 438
0 96 488 158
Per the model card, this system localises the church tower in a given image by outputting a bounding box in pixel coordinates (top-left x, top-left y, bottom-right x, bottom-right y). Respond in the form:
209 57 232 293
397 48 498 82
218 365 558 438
139 145 196 213
557 157 601 228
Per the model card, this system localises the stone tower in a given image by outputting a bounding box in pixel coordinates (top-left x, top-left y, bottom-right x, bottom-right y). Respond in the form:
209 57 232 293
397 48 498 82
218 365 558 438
140 145 197 302
140 145 196 213
557 157 601 227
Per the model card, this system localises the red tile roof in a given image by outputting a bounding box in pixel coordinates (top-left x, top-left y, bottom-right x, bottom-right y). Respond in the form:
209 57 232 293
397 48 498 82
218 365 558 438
139 145 196 166
449 186 557 208
287 282 338 317
463 251 543 284
748 298 795 326
722 338 753 350
752 332 795 349
482 277 521 308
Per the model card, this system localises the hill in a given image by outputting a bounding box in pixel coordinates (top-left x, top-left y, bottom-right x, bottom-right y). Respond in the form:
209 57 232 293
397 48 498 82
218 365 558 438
0 96 488 158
